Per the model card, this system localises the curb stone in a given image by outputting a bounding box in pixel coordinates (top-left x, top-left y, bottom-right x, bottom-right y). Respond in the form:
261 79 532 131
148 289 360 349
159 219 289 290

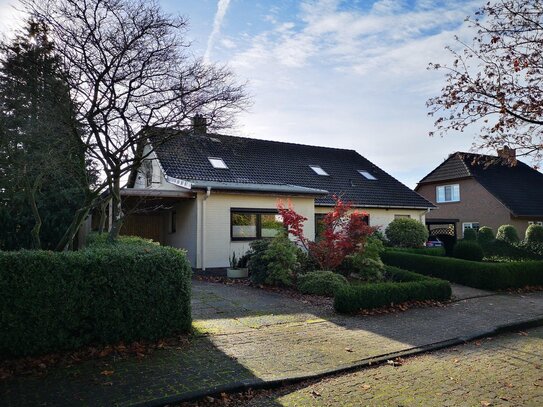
129 315 543 407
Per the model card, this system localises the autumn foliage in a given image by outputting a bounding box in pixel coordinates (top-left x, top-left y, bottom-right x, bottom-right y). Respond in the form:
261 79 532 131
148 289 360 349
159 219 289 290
278 196 375 270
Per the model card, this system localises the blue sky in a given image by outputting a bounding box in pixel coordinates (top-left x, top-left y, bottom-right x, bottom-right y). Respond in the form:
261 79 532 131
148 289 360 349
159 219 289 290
0 0 485 188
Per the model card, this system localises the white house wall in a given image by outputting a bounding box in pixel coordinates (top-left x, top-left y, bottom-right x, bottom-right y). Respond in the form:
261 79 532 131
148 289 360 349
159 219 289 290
200 192 315 269
314 206 427 234
163 198 199 267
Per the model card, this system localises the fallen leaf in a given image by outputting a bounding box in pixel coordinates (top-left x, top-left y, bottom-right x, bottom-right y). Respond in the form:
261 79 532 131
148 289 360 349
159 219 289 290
311 389 321 397
345 348 354 353
481 401 492 406
100 370 114 376
362 384 371 390
518 331 528 336
475 340 482 346
101 381 113 386
453 358 460 364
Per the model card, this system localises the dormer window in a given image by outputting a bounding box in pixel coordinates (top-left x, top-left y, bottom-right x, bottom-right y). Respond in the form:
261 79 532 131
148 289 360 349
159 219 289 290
309 165 329 176
208 157 228 169
358 170 377 180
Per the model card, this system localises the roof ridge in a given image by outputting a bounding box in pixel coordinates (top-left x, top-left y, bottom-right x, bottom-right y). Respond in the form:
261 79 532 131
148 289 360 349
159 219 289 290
149 125 358 153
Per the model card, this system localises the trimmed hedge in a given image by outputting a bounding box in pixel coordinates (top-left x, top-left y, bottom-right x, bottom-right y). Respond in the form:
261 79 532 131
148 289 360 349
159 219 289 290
382 251 543 290
386 247 445 257
0 241 192 357
453 240 484 261
333 266 451 313
297 271 348 296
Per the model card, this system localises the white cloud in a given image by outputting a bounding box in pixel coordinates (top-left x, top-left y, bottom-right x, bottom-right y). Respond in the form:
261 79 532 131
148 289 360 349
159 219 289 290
226 0 484 188
204 0 232 62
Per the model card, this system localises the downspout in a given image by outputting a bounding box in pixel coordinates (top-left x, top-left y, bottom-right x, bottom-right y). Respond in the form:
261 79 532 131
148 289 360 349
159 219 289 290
201 187 211 271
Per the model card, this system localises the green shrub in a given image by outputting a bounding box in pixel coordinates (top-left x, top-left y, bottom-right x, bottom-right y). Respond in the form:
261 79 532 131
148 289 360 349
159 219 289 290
86 233 158 247
364 236 385 260
382 251 543 290
262 236 299 286
463 228 477 241
453 240 484 261
247 239 272 284
0 243 192 357
341 253 384 282
385 218 429 248
477 227 495 245
387 247 445 257
334 267 451 313
248 237 299 287
297 271 347 296
526 224 543 244
496 225 519 244
481 239 542 261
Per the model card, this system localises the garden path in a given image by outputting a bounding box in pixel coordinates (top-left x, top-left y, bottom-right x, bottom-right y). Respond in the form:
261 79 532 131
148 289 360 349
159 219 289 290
1 281 542 406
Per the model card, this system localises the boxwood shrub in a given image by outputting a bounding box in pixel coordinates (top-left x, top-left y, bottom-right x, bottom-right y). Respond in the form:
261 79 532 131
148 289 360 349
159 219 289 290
0 241 192 357
382 251 543 290
334 266 451 313
297 271 348 296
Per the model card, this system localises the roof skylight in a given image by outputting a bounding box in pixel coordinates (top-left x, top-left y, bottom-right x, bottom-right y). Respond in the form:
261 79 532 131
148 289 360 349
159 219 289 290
309 165 329 176
208 157 228 169
358 170 377 180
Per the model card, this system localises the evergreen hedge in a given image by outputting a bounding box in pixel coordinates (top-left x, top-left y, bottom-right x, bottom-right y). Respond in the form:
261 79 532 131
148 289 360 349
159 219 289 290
0 240 192 357
333 266 451 313
382 251 543 290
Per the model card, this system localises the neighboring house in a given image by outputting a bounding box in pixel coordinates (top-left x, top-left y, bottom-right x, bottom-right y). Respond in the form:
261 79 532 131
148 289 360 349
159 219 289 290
121 118 434 269
415 149 543 239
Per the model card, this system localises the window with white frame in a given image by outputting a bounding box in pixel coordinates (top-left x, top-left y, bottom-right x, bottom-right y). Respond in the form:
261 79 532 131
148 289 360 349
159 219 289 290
309 165 329 176
394 214 411 219
462 222 479 237
529 221 543 226
208 157 228 169
436 184 460 203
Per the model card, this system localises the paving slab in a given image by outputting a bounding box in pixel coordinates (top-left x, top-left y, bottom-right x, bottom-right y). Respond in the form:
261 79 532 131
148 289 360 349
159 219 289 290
1 280 542 407
239 325 543 407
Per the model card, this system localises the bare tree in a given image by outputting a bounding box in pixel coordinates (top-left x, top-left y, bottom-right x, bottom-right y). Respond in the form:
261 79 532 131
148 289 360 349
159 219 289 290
427 0 543 165
22 0 249 247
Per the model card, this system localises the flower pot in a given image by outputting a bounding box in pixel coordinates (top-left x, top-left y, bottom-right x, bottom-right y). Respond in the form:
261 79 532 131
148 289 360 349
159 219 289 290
227 268 249 278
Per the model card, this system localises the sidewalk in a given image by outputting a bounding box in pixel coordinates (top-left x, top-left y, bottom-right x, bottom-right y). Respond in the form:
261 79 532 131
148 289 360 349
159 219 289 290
1 281 543 407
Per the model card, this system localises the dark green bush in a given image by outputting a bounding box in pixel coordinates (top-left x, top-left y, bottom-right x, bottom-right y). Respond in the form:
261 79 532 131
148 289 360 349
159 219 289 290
385 218 429 248
297 271 347 296
247 237 299 286
463 228 477 241
453 240 484 261
0 243 192 357
496 224 519 244
387 247 445 257
382 251 543 290
481 239 543 261
247 239 272 284
340 253 384 282
526 224 543 244
477 226 495 245
334 267 451 313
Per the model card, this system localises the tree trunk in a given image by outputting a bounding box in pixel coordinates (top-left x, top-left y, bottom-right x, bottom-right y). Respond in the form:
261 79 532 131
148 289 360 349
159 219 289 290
27 186 42 250
107 174 123 242
24 176 42 250
98 198 109 234
55 191 99 251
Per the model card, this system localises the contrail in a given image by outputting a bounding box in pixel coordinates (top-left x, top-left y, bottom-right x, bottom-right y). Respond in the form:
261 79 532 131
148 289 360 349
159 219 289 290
204 0 231 62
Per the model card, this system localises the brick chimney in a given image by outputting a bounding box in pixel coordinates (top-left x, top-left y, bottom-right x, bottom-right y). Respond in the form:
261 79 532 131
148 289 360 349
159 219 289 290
497 145 516 160
192 114 207 134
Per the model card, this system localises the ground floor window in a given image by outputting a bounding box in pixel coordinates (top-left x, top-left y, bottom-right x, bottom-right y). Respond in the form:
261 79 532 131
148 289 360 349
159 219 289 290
231 209 284 241
394 214 411 219
462 222 479 237
528 221 543 226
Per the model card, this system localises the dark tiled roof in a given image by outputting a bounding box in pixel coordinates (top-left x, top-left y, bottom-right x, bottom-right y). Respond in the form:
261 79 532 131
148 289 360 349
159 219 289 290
419 152 543 217
149 128 434 209
418 154 471 184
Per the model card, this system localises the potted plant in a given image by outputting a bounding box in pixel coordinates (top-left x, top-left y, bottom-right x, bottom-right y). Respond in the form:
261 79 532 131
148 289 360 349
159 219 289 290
227 251 249 278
